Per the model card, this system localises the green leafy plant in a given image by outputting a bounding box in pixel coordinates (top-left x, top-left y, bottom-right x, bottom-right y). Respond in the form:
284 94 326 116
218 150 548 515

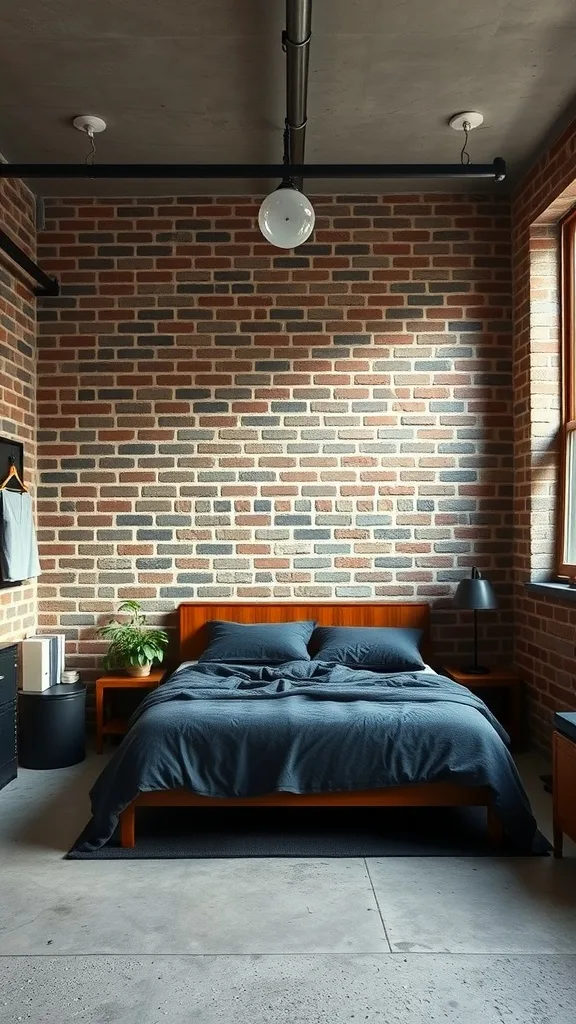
97 600 169 674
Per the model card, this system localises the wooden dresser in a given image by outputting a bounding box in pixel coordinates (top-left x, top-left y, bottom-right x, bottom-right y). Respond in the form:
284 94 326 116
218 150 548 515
553 712 576 857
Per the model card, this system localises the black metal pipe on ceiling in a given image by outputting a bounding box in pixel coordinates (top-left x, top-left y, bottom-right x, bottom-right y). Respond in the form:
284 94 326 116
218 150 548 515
284 0 312 189
0 158 507 180
0 227 59 296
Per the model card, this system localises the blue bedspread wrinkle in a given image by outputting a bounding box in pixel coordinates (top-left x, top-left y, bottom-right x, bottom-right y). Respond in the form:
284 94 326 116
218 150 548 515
74 661 542 852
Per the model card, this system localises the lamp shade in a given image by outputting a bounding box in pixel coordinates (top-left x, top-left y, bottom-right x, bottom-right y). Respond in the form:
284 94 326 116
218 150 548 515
258 184 315 249
453 570 498 610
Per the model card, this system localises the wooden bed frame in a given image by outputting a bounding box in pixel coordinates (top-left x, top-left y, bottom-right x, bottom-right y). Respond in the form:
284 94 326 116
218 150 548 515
118 601 503 848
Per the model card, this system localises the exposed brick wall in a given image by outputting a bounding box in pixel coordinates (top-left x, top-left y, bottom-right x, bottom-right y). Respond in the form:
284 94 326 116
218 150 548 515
0 178 37 642
512 121 576 751
36 193 513 682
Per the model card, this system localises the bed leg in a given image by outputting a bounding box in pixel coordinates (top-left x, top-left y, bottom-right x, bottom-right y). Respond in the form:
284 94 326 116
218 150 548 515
486 802 503 848
553 825 564 859
120 803 136 848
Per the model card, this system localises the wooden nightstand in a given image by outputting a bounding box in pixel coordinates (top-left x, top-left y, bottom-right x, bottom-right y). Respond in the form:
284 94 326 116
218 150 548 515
95 669 164 753
553 714 576 858
442 665 522 750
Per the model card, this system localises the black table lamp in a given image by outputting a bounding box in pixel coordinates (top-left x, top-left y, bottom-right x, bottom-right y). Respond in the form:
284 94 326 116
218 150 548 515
453 567 498 674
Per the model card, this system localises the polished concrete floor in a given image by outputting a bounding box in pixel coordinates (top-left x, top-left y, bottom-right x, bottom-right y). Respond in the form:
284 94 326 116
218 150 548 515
0 750 575 1022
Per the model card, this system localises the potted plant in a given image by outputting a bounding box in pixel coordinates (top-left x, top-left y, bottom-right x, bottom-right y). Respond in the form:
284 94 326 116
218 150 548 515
97 600 169 677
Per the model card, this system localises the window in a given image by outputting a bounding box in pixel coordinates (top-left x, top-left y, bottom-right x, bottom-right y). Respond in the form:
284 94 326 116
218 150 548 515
559 211 576 578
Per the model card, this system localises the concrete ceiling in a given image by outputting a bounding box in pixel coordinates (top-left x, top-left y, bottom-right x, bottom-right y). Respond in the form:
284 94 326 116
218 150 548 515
1 0 576 195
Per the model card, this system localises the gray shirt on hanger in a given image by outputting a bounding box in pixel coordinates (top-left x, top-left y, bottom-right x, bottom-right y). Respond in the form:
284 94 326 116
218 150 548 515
0 489 41 581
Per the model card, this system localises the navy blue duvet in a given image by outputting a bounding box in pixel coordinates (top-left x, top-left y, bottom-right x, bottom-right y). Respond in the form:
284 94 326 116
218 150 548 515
73 661 542 852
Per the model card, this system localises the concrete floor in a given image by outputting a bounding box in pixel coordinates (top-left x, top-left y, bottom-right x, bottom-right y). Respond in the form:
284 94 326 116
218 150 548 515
0 752 575 1022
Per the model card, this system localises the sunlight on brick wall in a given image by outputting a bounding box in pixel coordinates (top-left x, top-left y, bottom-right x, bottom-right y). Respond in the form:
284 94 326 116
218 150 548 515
513 126 576 751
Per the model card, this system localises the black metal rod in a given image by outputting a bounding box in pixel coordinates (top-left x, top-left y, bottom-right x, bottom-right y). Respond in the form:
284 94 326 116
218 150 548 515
0 159 506 181
0 228 59 296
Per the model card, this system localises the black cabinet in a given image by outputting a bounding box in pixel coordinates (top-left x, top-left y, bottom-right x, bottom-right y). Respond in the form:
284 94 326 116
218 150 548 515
0 642 17 790
18 682 86 769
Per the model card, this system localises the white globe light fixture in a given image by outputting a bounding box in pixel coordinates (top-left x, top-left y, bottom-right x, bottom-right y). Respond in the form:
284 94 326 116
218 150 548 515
258 122 315 249
258 182 315 249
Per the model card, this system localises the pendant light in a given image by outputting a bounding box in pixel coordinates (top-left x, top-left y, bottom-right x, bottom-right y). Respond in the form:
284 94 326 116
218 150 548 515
258 122 315 249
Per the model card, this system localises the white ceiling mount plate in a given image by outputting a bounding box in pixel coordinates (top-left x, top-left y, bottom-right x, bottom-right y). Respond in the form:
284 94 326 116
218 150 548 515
449 111 484 131
73 115 107 135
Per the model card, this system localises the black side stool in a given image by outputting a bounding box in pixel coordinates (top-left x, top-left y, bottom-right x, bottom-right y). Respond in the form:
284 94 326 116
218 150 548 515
18 683 86 769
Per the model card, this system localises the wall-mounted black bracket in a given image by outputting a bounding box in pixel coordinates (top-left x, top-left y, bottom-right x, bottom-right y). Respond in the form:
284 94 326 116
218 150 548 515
0 228 59 296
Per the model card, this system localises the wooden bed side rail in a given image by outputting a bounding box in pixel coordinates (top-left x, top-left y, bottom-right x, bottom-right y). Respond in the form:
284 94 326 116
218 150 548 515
118 784 503 849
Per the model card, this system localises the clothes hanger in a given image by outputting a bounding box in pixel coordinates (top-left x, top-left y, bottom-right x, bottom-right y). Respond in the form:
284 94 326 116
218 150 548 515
0 456 28 492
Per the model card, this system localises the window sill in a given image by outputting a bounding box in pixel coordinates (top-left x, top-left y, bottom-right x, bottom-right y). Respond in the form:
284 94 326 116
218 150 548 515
524 581 576 604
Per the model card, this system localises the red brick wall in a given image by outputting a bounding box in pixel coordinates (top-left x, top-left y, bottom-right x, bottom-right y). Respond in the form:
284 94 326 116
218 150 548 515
36 193 513 680
513 122 576 751
0 178 37 642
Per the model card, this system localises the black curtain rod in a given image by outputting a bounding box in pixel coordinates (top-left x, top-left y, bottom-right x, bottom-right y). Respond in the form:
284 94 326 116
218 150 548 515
0 228 59 296
0 158 506 181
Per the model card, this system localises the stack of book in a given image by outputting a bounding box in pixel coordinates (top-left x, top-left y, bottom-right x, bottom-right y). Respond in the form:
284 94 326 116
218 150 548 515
20 634 66 691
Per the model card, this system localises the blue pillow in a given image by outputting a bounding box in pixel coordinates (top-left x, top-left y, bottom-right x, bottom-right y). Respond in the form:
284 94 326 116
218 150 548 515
198 620 316 664
311 625 425 672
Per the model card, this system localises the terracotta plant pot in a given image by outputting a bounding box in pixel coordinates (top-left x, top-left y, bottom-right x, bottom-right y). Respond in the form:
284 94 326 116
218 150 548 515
125 664 152 678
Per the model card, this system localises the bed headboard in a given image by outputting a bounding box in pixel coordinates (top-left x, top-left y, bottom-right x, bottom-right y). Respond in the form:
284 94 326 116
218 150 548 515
179 602 430 661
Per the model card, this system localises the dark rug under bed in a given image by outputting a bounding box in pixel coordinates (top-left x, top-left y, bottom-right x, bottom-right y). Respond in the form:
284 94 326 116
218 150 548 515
68 805 546 859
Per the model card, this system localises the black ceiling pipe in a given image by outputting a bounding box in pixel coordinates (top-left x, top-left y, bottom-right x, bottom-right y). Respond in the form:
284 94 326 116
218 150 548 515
284 0 312 190
0 158 507 180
